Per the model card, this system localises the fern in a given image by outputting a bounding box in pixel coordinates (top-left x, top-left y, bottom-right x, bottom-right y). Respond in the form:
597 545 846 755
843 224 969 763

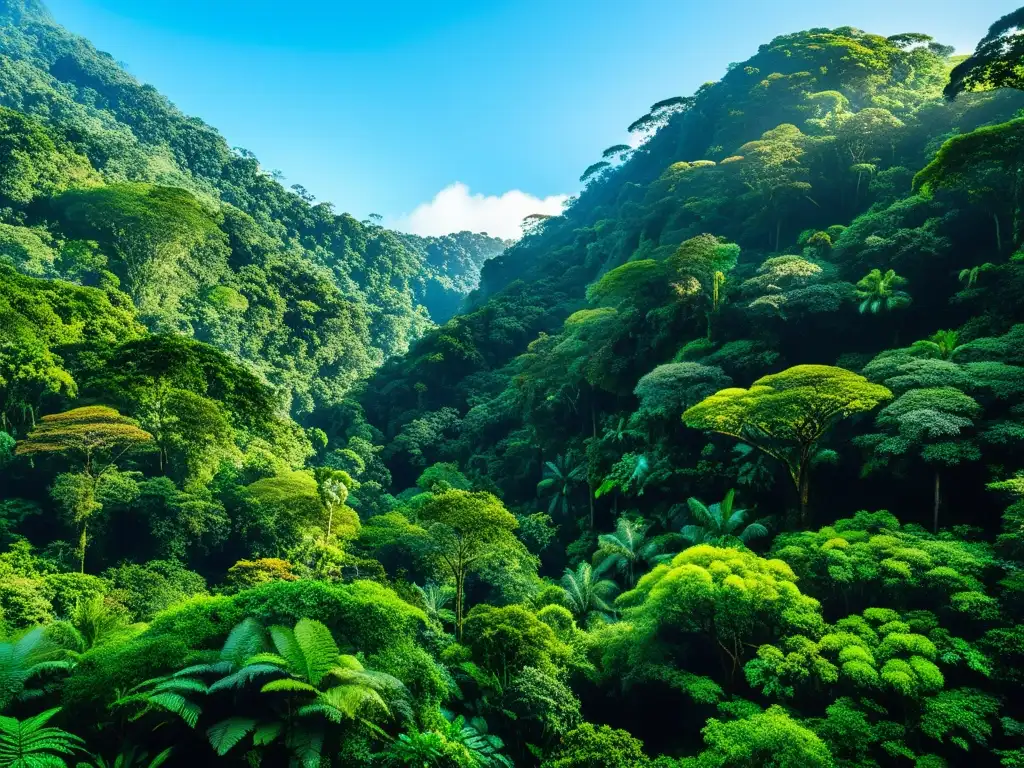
260 679 319 694
218 618 267 666
206 717 257 756
284 726 323 768
268 626 306 680
206 664 280 694
0 628 74 712
150 678 208 696
292 619 341 688
252 721 282 747
0 707 84 767
144 693 202 728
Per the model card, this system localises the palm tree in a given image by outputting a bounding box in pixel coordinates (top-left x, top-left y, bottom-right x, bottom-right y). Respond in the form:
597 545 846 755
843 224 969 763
911 329 961 360
537 452 586 519
595 517 669 587
855 268 911 314
0 707 84 767
0 627 75 712
601 417 641 445
681 489 772 547
413 583 457 628
559 562 617 623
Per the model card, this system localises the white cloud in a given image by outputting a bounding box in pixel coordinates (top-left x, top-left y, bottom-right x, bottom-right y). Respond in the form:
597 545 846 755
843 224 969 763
388 182 568 240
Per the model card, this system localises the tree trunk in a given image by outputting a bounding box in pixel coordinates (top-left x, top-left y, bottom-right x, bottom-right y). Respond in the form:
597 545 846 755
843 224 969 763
326 505 334 541
589 403 597 529
455 572 465 641
994 213 1003 253
933 470 941 534
79 521 87 574
798 467 811 526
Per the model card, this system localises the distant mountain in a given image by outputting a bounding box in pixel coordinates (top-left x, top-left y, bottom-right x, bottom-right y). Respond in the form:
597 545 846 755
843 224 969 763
0 0 504 416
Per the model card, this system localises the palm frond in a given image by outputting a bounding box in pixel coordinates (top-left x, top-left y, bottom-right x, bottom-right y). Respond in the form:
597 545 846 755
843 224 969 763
252 721 282 746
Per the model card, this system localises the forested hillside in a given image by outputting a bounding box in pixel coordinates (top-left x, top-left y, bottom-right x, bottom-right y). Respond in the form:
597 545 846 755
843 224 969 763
4 2 1024 766
0 0 504 416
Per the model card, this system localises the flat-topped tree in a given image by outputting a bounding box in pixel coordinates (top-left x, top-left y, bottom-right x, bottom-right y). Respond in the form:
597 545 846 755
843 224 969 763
683 365 891 523
16 406 153 572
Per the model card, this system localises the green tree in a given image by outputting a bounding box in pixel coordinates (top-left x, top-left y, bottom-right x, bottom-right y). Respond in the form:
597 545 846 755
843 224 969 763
914 117 1024 248
462 604 570 687
682 489 771 547
945 8 1024 99
417 490 522 639
52 184 228 324
540 722 648 768
683 366 892 522
693 705 834 767
16 406 153 572
856 387 982 532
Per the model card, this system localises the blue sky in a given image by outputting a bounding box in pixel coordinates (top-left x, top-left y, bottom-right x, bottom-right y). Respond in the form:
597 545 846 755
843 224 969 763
44 0 1020 238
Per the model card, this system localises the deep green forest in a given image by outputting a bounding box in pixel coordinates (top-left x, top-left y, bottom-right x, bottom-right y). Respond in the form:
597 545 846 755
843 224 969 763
3 0 1024 765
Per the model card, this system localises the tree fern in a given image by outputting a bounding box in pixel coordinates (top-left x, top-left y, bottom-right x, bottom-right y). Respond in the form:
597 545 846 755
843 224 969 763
0 707 84 767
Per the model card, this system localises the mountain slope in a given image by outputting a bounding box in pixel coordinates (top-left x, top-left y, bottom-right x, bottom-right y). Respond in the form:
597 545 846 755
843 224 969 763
0 0 505 416
362 27 1024 500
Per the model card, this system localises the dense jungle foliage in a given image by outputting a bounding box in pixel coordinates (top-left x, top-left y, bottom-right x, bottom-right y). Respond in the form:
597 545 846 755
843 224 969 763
3 0 1024 765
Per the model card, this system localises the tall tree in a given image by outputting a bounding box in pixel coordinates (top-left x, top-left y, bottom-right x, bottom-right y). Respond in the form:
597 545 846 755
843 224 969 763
16 406 153 571
683 366 892 522
418 490 523 639
856 387 982 532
